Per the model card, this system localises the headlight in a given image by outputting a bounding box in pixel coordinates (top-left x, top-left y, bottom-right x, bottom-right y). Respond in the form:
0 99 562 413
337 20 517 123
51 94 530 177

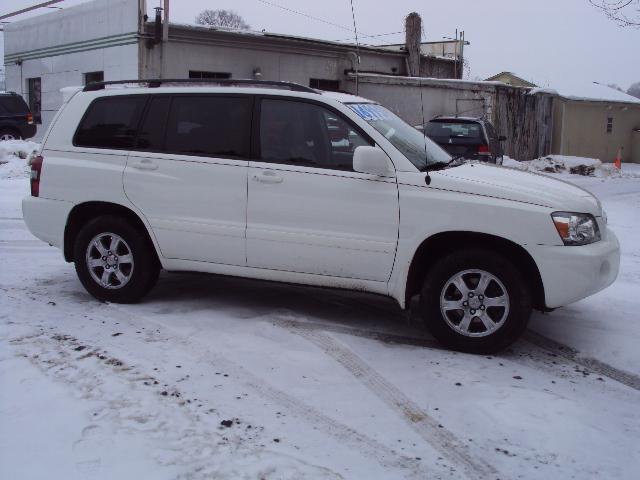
551 212 601 246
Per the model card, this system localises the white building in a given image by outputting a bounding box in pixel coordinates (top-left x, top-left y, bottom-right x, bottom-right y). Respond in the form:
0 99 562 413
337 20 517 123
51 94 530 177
3 0 463 140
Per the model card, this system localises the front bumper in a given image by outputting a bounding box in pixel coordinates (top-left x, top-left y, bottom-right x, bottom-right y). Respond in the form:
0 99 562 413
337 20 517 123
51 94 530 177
22 196 73 251
528 227 620 309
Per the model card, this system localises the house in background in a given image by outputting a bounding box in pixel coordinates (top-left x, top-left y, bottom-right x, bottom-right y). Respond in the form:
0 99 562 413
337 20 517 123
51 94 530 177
485 71 537 88
549 83 640 164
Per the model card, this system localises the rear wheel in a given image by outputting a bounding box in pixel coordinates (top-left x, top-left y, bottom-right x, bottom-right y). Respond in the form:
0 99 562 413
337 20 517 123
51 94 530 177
0 128 21 141
73 215 159 303
419 249 531 353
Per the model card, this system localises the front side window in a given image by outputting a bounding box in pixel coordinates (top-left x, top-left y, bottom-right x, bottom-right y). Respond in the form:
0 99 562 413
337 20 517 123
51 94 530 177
74 96 146 149
349 103 451 170
165 96 252 158
259 99 371 170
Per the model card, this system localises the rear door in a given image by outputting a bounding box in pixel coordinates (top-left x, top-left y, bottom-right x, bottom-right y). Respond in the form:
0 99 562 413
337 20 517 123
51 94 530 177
123 94 252 266
246 97 399 282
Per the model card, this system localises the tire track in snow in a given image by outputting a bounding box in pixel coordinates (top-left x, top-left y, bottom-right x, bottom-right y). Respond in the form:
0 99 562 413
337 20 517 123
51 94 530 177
281 319 500 480
5 292 431 477
94 303 433 478
7 329 345 479
269 316 640 393
523 330 640 391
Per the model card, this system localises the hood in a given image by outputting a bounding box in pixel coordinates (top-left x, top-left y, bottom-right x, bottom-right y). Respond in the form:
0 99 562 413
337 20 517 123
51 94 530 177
433 163 602 215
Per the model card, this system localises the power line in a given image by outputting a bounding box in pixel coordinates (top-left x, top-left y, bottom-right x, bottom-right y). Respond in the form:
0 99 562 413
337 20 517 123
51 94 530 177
333 30 404 43
256 0 355 33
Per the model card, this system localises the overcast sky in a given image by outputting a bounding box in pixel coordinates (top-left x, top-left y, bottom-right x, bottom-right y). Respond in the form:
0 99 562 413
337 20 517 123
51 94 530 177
1 0 638 90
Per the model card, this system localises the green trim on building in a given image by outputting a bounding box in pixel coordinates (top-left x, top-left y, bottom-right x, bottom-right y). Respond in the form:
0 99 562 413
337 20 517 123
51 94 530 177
4 32 140 63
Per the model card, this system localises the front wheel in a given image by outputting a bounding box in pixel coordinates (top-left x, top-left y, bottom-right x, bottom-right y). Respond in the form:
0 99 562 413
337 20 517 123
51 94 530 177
419 249 531 354
73 215 159 303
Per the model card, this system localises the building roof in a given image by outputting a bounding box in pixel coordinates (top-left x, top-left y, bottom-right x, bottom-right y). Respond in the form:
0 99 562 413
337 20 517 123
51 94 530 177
530 82 640 105
485 71 537 88
164 23 458 61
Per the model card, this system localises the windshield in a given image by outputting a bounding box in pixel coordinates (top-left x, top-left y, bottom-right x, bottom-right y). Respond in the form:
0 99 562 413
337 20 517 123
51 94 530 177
347 103 452 170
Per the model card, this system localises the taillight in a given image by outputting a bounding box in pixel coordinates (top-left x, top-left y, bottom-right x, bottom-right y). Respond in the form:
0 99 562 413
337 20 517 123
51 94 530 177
477 144 491 155
30 155 43 197
26 113 34 125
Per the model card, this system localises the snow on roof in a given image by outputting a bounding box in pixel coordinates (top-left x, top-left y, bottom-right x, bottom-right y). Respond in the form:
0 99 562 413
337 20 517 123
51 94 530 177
531 82 640 105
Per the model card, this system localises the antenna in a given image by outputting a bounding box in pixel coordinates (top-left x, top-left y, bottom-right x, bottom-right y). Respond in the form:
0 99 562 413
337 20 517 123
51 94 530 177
419 78 431 185
349 0 361 95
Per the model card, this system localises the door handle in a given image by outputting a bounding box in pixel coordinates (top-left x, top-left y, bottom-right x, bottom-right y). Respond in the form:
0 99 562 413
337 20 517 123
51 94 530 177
130 159 158 171
252 171 283 184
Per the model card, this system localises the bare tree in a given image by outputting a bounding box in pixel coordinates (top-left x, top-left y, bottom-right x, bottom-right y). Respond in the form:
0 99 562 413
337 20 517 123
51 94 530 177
589 0 639 27
195 9 250 30
628 81 640 98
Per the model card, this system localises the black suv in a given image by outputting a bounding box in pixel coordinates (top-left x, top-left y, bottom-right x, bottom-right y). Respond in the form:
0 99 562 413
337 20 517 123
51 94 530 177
425 116 505 164
0 92 37 141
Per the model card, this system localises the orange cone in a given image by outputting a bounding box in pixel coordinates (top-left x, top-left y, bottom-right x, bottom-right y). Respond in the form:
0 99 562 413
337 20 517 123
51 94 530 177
614 147 622 169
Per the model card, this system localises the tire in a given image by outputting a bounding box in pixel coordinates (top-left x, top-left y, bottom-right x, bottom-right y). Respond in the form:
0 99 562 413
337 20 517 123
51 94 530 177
0 128 21 141
73 215 159 303
419 248 531 354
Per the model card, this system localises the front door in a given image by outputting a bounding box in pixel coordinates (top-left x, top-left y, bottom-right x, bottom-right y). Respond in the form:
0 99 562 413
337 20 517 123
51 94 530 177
247 98 399 282
124 94 252 266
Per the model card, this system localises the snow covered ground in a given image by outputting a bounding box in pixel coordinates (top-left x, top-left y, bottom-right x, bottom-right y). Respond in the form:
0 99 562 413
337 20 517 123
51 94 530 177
1 145 639 480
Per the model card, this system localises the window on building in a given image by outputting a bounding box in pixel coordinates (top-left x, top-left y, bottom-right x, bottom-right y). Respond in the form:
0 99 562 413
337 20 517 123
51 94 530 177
309 79 340 92
188 71 232 80
74 96 146 149
259 98 371 171
27 77 42 124
606 117 613 134
84 71 104 86
164 95 252 158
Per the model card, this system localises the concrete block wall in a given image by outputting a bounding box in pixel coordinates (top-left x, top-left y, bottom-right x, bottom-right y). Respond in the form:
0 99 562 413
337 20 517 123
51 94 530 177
348 73 496 127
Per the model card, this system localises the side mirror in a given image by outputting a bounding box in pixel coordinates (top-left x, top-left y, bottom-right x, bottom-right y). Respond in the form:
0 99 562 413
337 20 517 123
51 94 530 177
353 146 395 177
498 135 507 142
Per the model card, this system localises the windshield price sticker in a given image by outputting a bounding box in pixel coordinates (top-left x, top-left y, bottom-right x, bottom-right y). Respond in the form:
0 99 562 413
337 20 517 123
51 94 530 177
349 104 393 121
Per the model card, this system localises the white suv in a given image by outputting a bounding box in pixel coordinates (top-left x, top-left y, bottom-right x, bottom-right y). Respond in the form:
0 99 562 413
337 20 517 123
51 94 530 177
23 80 620 353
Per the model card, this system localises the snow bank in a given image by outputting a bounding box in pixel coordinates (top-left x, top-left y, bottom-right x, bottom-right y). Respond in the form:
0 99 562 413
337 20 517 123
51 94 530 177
0 140 40 179
503 155 640 179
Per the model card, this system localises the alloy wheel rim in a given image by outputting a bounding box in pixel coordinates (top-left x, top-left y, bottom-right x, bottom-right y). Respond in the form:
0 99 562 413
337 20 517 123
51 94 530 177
85 232 134 289
439 269 510 338
0 134 17 141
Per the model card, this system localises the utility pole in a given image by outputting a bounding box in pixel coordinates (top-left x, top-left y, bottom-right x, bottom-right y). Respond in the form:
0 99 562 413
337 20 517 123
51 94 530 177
162 0 169 42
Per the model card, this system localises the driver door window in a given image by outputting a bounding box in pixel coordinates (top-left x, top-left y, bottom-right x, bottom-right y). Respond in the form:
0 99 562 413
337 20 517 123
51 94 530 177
259 99 371 171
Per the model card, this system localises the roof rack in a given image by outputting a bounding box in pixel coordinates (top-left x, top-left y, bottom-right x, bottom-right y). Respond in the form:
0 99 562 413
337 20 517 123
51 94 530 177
83 78 318 93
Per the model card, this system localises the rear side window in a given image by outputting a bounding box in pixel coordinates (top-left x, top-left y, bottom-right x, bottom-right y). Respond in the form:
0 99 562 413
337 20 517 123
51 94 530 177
0 96 30 116
426 121 482 140
74 96 146 149
165 96 252 158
